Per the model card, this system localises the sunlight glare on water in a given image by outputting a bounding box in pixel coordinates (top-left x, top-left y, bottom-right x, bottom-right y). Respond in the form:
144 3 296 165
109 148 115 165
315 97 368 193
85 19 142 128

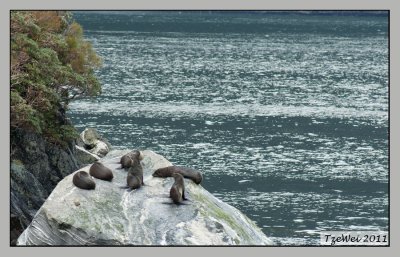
69 11 388 245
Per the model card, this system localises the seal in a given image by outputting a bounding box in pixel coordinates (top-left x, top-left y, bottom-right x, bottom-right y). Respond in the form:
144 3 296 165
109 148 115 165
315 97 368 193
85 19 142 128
126 157 144 190
153 166 203 184
89 161 114 181
119 150 144 169
126 172 142 190
120 155 133 169
73 170 96 190
133 150 144 161
170 173 187 204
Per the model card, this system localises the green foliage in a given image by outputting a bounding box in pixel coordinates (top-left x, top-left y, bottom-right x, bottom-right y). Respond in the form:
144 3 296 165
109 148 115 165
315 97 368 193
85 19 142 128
11 11 102 147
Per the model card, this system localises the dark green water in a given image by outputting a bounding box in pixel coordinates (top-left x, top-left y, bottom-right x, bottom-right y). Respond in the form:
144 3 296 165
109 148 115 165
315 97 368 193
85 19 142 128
69 11 388 245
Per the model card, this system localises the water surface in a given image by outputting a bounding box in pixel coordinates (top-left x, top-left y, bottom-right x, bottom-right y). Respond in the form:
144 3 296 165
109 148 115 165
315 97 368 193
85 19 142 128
69 11 389 245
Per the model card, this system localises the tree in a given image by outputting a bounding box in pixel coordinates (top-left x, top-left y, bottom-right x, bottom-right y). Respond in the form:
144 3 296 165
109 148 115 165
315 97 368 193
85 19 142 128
10 11 102 147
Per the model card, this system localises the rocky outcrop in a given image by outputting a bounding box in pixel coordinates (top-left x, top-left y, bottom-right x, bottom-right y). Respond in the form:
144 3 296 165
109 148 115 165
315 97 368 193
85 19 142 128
75 128 111 162
10 127 112 245
10 129 81 245
17 150 272 246
74 145 100 164
89 140 109 157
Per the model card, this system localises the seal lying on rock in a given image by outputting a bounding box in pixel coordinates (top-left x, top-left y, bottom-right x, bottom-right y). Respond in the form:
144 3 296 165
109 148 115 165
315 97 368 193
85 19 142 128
125 155 144 190
89 161 114 181
73 171 96 190
153 166 203 184
119 150 144 169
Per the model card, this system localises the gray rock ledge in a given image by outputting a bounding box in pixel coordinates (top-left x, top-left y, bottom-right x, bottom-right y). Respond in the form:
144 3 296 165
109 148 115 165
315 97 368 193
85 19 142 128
17 150 272 246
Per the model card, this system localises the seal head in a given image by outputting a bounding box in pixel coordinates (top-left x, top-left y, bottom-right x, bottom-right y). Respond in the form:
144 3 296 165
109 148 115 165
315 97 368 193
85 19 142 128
119 150 144 169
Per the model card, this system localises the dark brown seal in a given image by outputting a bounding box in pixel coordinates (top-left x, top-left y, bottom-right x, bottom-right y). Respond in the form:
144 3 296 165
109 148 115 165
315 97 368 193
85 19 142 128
153 166 203 184
89 161 113 181
126 157 144 190
120 155 133 169
126 172 142 190
170 173 186 204
119 150 144 169
73 171 96 190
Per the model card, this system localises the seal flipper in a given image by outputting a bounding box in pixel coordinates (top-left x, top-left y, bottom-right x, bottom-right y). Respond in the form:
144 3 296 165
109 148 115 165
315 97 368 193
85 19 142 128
181 189 191 202
182 190 187 200
119 185 133 192
116 165 126 170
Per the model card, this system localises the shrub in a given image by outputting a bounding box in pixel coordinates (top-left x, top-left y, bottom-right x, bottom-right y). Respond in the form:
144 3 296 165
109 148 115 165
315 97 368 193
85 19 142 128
10 11 102 147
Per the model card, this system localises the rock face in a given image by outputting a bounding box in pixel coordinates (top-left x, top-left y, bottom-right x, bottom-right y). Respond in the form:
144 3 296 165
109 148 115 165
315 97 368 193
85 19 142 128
10 129 80 245
17 150 272 246
74 145 100 164
10 161 48 245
